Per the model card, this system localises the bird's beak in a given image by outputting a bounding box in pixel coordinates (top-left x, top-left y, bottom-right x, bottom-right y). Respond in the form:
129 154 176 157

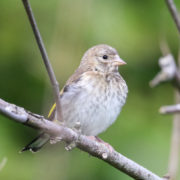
113 55 127 66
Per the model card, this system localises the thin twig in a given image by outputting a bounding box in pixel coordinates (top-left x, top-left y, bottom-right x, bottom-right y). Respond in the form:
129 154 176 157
22 0 63 122
151 2 180 179
165 0 180 35
167 91 180 180
0 98 162 180
149 54 177 88
151 46 180 180
160 104 180 114
166 45 180 180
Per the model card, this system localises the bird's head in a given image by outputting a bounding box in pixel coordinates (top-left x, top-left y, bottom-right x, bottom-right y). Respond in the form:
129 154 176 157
80 44 126 73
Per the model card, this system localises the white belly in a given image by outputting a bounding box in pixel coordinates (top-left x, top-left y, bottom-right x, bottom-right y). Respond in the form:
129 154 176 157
61 73 128 136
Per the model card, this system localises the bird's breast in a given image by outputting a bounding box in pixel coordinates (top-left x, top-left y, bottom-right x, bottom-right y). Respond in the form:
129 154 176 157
62 72 128 136
81 72 127 105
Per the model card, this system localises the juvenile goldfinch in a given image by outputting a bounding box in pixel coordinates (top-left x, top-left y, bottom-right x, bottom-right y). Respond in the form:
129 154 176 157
22 44 128 152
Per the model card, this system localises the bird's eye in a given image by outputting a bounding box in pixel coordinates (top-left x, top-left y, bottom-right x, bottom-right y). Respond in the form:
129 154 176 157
103 55 108 59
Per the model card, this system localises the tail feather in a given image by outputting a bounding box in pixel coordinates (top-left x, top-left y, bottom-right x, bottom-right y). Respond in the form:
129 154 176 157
21 133 50 153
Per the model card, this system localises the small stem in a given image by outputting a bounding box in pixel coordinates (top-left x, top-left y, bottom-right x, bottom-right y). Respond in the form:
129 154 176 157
165 0 180 35
22 0 63 121
167 92 180 180
160 104 180 114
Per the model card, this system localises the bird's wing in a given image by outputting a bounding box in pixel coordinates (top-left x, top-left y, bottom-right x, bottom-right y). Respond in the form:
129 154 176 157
47 67 87 121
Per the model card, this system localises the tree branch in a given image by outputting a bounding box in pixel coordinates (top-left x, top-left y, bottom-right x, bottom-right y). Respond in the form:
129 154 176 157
149 53 180 92
167 92 180 180
22 0 63 122
0 98 163 180
166 50 180 180
150 41 180 180
160 104 180 114
149 54 180 89
165 0 180 35
150 52 180 180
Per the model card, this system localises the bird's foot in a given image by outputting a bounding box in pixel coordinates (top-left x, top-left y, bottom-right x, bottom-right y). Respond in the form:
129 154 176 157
50 121 81 151
49 120 65 144
87 136 114 153
65 141 76 151
50 136 63 144
65 121 82 151
73 121 82 133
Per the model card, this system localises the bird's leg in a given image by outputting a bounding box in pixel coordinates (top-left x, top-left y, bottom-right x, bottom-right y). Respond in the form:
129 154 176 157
50 120 65 144
73 121 81 133
87 136 114 153
50 136 62 144
65 121 81 151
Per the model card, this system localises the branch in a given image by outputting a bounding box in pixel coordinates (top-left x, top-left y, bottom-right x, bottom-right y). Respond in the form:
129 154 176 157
150 54 180 179
159 94 180 180
150 2 180 179
168 104 180 180
165 0 180 35
160 104 180 114
149 54 180 90
151 45 180 180
0 98 163 180
22 0 63 122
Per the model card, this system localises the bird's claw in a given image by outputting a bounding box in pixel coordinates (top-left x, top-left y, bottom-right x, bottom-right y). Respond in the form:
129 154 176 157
65 121 82 151
65 141 77 151
73 121 82 133
50 136 62 144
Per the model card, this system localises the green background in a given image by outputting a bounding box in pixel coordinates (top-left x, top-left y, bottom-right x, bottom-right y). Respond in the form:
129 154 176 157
0 0 180 179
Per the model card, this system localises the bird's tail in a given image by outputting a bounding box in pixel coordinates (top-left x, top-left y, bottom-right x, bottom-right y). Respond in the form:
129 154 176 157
21 133 50 153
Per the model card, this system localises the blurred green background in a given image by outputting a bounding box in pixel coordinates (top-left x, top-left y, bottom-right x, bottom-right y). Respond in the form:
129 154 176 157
0 0 180 179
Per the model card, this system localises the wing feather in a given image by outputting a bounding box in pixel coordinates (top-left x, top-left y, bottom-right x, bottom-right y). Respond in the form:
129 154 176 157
47 69 84 121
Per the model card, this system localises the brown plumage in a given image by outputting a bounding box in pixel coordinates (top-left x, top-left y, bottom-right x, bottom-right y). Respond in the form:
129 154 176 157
22 44 128 152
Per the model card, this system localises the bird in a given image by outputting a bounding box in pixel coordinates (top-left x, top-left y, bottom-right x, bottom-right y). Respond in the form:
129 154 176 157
21 44 128 152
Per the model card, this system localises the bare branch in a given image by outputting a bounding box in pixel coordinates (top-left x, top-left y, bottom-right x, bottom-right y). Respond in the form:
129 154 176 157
159 94 180 180
0 98 163 180
152 54 180 179
22 0 63 122
151 2 180 179
168 113 180 180
149 54 177 87
165 0 180 35
160 104 180 114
